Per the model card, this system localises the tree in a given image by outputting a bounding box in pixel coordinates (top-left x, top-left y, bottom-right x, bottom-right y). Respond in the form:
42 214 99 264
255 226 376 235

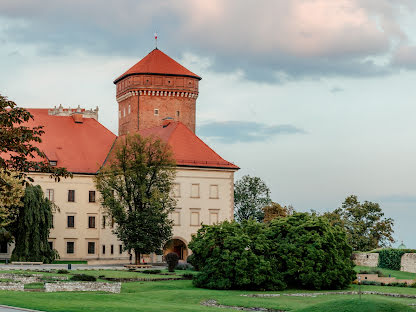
0 95 70 189
324 195 394 251
0 169 24 228
9 185 57 263
95 134 176 264
234 175 271 222
263 202 294 222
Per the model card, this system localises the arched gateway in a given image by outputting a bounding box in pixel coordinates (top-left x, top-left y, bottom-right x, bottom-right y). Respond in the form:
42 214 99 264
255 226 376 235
163 237 188 261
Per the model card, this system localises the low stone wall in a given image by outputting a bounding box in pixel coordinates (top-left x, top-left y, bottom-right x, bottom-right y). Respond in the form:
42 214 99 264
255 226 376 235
45 282 121 293
352 253 379 267
357 273 415 285
0 282 24 291
0 273 42 284
401 253 416 273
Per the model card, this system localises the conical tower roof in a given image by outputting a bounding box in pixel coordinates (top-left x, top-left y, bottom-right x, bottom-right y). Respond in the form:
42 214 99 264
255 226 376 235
114 49 201 83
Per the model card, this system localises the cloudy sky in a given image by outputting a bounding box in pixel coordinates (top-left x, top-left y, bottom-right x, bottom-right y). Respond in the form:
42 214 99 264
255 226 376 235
1 0 416 247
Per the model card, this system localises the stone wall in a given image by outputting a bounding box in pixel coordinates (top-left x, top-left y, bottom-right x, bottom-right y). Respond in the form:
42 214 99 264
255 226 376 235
0 283 24 291
352 253 379 267
401 253 416 273
0 273 42 284
45 282 121 293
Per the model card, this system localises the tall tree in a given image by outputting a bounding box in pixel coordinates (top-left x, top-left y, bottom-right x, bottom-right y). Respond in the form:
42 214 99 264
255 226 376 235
234 175 272 222
95 134 176 264
0 94 70 188
0 169 24 228
324 195 395 251
263 202 294 222
10 185 57 263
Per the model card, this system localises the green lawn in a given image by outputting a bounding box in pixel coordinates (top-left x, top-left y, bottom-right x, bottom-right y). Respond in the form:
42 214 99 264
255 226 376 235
0 279 416 311
355 266 416 280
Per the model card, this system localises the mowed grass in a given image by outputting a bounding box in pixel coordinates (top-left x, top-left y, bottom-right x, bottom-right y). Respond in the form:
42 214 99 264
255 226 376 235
355 266 416 280
0 280 416 312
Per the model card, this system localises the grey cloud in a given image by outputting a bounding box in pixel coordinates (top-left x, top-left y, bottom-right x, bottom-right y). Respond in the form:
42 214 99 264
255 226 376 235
331 87 344 93
197 121 306 144
0 0 414 80
391 45 416 69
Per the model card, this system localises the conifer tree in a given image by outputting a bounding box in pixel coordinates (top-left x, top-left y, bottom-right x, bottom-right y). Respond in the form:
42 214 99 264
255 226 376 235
10 185 57 263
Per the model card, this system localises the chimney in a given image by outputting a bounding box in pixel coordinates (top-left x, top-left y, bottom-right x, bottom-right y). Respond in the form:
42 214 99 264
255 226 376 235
72 113 83 123
162 117 174 128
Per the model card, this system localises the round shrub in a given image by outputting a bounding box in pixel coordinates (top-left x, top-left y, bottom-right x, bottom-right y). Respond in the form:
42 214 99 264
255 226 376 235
266 213 356 290
165 252 179 272
188 220 285 290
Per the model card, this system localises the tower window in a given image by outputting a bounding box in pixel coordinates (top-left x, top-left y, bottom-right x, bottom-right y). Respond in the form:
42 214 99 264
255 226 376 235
154 109 159 116
123 108 126 117
176 111 180 117
128 105 131 114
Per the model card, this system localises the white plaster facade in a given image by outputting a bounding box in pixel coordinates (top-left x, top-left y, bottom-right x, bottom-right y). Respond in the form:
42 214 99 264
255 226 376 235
0 168 235 263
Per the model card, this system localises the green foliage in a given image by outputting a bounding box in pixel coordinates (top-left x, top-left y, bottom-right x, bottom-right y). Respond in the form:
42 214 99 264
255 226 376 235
139 270 162 274
0 170 24 228
165 252 179 272
189 220 283 290
266 213 356 290
9 185 58 263
189 214 356 291
175 263 193 270
0 95 71 189
262 202 294 222
378 249 406 271
95 133 176 264
57 269 69 274
182 273 193 280
358 268 384 277
70 274 97 281
234 175 271 222
324 195 394 251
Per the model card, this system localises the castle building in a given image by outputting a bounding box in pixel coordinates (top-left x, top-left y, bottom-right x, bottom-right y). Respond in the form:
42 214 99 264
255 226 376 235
0 49 239 263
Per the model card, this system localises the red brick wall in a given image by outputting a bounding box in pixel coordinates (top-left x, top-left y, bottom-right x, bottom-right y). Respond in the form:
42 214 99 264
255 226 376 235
116 74 199 135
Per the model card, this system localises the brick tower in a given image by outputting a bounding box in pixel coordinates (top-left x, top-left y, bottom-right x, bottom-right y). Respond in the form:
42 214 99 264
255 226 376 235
114 49 201 136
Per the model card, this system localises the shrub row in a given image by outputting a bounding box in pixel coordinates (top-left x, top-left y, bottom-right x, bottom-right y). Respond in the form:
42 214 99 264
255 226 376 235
189 213 356 291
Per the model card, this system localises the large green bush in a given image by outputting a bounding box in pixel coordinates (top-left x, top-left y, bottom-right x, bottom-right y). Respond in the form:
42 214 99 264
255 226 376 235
266 213 356 290
378 249 406 271
188 220 285 290
189 213 356 291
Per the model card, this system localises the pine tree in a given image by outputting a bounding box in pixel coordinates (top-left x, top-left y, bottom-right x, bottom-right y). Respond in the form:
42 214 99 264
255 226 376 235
10 185 57 263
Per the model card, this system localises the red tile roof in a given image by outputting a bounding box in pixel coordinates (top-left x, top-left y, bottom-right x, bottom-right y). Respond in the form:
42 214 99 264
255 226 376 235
24 109 117 174
137 121 239 170
114 49 201 83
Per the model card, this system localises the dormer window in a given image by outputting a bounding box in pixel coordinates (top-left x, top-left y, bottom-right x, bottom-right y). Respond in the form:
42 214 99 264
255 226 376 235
49 160 57 166
154 109 159 116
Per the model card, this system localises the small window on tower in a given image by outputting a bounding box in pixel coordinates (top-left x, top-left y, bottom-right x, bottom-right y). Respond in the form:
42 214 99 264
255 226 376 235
154 109 159 116
176 111 180 117
123 108 126 117
128 105 131 114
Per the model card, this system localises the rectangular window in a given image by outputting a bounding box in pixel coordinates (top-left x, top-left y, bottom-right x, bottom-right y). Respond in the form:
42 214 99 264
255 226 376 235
88 242 95 254
89 191 96 203
190 210 200 226
102 216 106 229
154 109 159 115
46 189 54 202
119 245 123 254
67 215 75 228
0 242 8 253
48 241 53 250
191 184 200 198
111 217 114 228
209 211 219 225
67 242 74 254
68 190 75 202
102 245 106 255
128 105 131 114
209 185 219 199
110 245 114 255
51 215 54 228
171 210 181 226
176 110 180 117
172 183 181 198
88 216 96 229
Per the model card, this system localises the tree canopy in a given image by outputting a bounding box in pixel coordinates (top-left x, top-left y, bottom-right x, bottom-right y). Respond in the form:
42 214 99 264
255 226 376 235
10 185 57 263
324 195 394 251
263 202 294 222
95 134 176 264
0 169 24 228
234 175 271 222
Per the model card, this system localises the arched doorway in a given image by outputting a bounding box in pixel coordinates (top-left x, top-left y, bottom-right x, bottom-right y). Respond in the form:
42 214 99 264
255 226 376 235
164 238 188 260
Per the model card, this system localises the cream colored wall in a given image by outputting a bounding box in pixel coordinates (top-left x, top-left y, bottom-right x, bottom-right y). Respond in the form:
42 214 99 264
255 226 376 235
30 173 129 262
3 167 235 263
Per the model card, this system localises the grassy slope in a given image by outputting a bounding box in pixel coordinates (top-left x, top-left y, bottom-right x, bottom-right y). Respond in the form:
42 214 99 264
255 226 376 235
355 266 416 280
1 280 416 312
